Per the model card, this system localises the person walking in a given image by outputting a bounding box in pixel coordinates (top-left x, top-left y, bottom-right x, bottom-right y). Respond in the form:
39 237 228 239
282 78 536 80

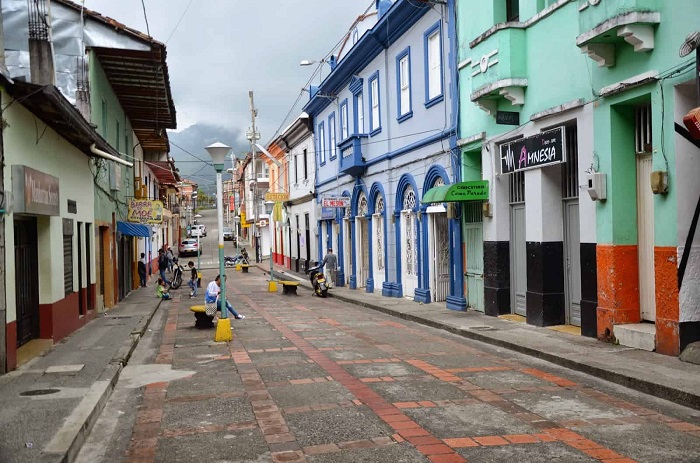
187 261 198 298
205 274 245 320
138 253 147 288
158 249 170 286
320 248 338 288
166 246 174 273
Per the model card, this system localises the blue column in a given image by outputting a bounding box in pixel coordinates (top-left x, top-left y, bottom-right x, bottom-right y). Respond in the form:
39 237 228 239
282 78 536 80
366 217 374 293
393 212 402 298
349 219 357 289
446 205 467 311
414 210 431 303
337 219 345 286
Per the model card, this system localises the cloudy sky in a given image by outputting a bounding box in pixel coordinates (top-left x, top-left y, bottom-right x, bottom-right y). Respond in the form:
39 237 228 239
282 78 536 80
83 0 372 148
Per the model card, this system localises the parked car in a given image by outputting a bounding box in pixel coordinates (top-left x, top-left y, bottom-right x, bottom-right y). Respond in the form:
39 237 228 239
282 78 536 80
223 227 234 241
190 224 206 237
179 239 201 256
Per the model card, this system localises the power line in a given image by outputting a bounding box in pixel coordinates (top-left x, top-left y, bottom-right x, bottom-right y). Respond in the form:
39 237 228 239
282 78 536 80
166 0 194 44
140 0 151 37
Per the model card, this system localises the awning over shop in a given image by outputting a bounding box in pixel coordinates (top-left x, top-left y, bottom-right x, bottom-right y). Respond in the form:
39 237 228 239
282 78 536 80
422 180 489 204
117 221 151 238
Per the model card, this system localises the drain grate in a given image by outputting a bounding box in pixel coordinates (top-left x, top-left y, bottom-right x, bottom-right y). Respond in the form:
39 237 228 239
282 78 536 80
106 316 132 320
20 388 61 396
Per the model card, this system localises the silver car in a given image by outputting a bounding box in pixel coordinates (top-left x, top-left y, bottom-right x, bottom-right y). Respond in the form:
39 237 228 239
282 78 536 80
179 239 201 256
223 227 234 241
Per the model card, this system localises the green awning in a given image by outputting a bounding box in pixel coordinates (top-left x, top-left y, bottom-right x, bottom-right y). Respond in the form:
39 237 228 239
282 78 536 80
422 180 489 203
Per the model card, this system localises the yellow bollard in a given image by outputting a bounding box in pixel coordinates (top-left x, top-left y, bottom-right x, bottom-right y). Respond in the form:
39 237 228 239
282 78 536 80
268 280 277 292
214 318 233 342
235 264 241 271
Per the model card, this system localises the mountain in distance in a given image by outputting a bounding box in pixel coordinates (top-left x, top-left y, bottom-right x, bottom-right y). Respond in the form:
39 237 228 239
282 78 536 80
168 124 250 193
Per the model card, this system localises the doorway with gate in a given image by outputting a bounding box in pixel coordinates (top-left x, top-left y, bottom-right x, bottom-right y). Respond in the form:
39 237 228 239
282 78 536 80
399 184 419 299
464 203 484 312
562 125 582 327
371 193 386 292
343 217 353 287
427 208 450 302
14 217 40 348
355 192 370 289
509 172 527 317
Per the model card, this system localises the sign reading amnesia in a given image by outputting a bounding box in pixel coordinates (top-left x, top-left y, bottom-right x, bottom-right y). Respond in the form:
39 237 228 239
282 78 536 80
499 127 567 174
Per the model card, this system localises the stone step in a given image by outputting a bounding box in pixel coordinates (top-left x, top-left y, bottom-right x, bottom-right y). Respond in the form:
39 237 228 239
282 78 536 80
613 323 656 352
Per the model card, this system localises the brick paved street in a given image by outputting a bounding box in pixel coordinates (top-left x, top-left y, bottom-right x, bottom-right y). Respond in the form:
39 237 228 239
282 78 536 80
78 268 700 463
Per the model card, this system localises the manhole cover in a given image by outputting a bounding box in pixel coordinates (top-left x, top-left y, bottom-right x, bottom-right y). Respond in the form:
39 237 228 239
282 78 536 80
468 325 495 331
20 389 61 396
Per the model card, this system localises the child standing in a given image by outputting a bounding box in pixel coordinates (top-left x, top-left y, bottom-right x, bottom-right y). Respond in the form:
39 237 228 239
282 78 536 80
187 261 198 298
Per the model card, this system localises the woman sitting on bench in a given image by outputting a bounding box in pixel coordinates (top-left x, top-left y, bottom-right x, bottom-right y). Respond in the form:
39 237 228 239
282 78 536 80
205 274 245 320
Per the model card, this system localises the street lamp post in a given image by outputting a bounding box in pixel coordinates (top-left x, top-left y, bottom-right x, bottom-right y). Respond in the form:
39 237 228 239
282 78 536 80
206 142 233 342
264 200 276 291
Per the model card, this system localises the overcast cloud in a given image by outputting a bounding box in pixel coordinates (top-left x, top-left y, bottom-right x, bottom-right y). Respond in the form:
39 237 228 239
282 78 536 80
83 0 372 147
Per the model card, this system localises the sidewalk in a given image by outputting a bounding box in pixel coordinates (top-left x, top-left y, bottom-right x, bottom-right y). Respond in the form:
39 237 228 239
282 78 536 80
0 282 163 463
258 261 700 411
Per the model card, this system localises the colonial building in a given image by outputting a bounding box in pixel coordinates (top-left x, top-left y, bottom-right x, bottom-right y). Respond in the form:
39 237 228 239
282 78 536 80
272 113 317 272
456 0 700 356
306 0 464 308
1 0 177 372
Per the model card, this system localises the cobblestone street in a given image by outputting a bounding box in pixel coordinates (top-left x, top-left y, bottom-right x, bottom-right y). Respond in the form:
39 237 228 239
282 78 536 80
74 268 700 463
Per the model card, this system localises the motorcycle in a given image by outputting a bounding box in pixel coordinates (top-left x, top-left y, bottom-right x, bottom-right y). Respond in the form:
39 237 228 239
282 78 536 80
225 249 250 267
305 264 329 298
170 259 185 289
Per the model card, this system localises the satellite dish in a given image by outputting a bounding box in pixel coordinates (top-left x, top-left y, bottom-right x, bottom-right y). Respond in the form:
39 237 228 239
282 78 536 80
679 31 700 57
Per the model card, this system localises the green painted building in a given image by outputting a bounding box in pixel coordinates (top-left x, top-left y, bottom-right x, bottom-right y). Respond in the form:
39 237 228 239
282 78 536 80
456 0 700 356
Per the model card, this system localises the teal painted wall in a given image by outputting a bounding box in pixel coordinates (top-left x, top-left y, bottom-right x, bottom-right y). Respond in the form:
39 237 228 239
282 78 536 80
89 51 134 223
457 1 592 161
458 0 699 247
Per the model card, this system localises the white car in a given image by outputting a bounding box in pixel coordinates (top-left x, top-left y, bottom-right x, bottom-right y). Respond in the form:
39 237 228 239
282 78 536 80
179 239 201 256
190 225 206 237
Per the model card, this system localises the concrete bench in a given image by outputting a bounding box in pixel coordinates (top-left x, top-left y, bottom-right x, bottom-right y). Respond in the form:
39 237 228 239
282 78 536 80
279 281 300 295
240 264 251 274
189 305 214 329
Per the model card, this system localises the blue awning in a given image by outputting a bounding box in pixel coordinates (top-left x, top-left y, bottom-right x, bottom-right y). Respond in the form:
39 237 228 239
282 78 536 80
117 221 151 238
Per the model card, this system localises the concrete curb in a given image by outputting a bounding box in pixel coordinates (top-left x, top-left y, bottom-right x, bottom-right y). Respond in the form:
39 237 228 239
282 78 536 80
46 299 164 463
262 265 700 411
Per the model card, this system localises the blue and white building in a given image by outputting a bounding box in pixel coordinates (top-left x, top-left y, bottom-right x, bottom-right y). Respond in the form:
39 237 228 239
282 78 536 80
304 0 466 310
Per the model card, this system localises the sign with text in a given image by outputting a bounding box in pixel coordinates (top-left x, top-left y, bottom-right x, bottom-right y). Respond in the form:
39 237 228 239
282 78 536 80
12 165 60 216
128 199 164 224
322 196 350 208
265 192 289 201
321 207 336 220
496 111 520 126
499 127 567 174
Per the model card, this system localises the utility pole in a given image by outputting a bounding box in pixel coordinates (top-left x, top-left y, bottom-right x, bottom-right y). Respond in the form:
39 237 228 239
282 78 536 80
247 91 261 263
0 5 7 373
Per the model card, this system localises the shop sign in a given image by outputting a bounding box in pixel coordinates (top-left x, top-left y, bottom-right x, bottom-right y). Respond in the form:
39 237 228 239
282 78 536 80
500 127 567 174
496 111 520 126
321 207 336 220
12 165 60 216
322 196 350 208
265 192 290 201
127 199 164 224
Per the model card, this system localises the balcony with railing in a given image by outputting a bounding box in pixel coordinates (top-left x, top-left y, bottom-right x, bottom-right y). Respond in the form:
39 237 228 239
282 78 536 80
338 134 368 177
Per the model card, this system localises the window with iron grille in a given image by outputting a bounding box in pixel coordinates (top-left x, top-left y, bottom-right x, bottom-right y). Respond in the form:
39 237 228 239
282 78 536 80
561 125 579 199
635 103 653 154
63 221 74 295
509 171 525 204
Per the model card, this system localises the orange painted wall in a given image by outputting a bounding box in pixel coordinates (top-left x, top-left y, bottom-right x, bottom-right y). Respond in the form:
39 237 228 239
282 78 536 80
596 244 641 340
655 246 679 356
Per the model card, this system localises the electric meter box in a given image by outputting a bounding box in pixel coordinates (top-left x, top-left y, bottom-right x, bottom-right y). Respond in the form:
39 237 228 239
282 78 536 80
586 172 606 201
